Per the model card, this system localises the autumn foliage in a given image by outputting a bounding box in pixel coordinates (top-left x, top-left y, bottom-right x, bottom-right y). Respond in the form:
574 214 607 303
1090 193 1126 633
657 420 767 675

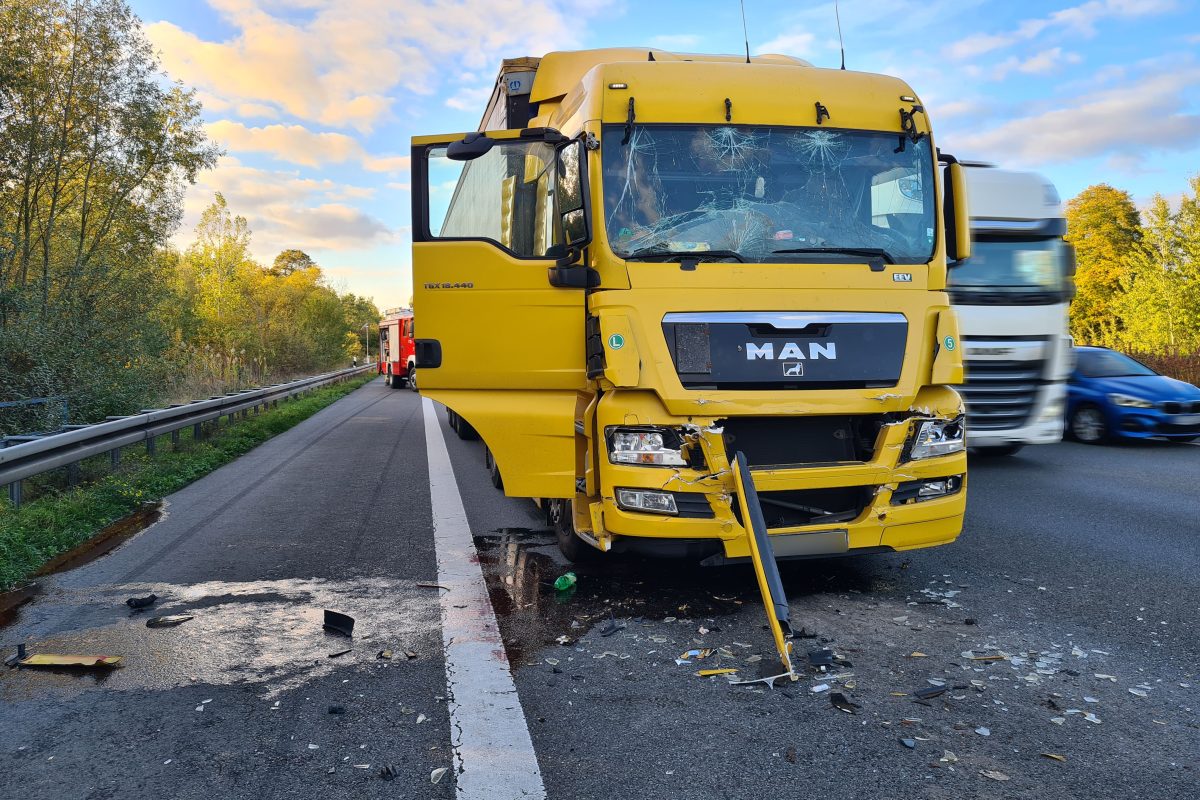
0 1 379 435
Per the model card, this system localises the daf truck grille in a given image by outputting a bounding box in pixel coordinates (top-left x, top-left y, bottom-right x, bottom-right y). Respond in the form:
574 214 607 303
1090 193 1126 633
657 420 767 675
959 358 1047 430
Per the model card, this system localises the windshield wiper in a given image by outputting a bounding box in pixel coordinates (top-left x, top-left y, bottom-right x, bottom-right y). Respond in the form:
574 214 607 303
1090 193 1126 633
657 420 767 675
624 246 745 263
770 247 895 268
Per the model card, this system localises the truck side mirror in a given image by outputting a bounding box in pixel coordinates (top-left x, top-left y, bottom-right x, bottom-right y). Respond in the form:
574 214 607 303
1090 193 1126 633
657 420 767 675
446 132 495 161
556 139 591 249
942 161 971 264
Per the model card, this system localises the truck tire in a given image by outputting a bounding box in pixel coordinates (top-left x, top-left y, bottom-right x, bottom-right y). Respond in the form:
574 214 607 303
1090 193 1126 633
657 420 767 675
447 410 459 431
455 416 480 441
485 446 503 490
390 369 404 389
551 498 594 562
407 364 418 392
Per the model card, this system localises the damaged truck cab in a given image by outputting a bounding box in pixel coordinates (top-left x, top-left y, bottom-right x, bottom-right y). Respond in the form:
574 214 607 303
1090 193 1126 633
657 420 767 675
412 48 971 564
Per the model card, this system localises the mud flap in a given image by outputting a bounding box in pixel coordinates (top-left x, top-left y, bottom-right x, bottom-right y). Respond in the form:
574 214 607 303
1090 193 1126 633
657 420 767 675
732 451 797 679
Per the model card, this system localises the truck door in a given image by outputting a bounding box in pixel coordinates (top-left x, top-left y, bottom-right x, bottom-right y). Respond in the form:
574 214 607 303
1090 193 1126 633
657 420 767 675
411 129 592 497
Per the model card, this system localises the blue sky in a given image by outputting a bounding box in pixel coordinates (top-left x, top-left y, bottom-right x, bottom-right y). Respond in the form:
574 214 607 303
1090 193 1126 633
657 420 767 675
130 0 1200 308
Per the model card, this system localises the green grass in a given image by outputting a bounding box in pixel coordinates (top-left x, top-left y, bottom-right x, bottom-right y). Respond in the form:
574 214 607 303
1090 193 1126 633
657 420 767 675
0 375 374 591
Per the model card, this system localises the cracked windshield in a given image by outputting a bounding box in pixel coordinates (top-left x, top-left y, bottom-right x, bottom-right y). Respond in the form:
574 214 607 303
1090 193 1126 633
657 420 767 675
602 124 936 263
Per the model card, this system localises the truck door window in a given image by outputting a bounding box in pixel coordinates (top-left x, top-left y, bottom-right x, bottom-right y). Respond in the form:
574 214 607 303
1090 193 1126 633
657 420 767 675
425 140 563 258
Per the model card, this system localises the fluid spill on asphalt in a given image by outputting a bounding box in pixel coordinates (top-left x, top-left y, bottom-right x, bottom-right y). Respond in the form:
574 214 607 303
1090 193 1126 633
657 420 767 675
0 577 442 701
472 527 889 667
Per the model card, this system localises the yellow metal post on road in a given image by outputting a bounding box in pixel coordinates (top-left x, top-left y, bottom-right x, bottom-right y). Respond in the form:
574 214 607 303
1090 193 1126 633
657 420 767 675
732 451 798 680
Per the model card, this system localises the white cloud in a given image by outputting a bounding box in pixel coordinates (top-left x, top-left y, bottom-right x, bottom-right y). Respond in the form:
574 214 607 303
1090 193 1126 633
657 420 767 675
990 47 1083 79
179 156 396 258
204 120 409 174
950 68 1200 166
945 0 1176 59
445 85 492 111
754 32 816 57
147 0 610 132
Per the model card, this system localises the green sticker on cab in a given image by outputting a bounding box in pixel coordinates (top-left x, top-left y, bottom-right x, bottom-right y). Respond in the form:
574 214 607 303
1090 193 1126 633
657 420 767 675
608 333 625 350
944 336 956 351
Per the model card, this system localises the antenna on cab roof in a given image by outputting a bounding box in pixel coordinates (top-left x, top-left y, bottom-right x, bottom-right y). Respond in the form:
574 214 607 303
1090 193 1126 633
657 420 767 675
739 0 751 63
835 0 846 70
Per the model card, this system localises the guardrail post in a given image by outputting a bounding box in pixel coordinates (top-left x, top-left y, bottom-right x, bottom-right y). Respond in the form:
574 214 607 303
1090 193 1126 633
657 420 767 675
8 479 22 508
171 430 180 450
193 422 202 440
110 447 121 468
146 435 157 456
67 462 81 486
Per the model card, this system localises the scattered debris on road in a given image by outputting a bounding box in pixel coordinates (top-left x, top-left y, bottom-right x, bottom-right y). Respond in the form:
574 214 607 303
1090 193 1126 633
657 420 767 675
979 769 1011 781
431 767 449 784
553 572 577 592
322 609 355 637
327 649 352 658
416 582 448 591
829 692 861 714
378 764 398 781
125 593 158 609
697 668 738 678
145 614 193 628
15 653 122 669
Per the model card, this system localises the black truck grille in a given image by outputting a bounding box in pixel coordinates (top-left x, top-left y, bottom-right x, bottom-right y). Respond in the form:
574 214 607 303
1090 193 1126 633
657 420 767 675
960 359 1047 431
722 416 884 467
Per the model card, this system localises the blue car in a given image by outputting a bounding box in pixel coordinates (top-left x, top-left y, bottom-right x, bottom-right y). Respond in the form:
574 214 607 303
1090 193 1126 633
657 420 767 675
1066 346 1200 443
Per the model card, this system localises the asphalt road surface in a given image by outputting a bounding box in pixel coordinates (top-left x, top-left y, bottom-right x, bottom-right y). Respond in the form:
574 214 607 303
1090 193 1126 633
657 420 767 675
2 378 1197 800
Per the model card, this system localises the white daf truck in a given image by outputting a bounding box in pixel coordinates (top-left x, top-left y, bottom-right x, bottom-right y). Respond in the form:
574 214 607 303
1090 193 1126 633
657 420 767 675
951 165 1075 456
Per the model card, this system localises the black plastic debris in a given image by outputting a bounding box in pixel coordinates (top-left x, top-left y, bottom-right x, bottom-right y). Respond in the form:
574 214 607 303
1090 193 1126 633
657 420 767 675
328 649 352 659
913 685 948 700
808 649 835 668
4 643 27 668
784 746 797 763
378 765 398 781
328 705 346 715
323 610 355 637
793 627 819 639
964 618 977 625
145 615 193 628
126 594 158 609
830 692 862 714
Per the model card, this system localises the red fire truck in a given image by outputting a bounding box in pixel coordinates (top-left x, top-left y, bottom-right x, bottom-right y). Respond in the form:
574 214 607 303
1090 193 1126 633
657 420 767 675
377 308 416 390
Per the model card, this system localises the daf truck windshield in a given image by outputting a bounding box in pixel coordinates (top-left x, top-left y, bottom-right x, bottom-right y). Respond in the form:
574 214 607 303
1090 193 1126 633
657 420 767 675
949 236 1067 301
601 124 937 264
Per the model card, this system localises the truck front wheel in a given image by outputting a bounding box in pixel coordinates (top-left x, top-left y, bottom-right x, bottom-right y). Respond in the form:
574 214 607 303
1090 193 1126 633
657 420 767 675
550 498 593 562
407 365 418 392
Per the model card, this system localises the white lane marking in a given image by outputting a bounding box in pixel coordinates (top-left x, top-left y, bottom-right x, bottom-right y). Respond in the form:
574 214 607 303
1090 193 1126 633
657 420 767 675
423 398 546 800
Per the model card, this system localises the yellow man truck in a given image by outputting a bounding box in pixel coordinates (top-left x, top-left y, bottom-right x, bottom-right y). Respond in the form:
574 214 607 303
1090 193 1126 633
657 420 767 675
412 48 971 567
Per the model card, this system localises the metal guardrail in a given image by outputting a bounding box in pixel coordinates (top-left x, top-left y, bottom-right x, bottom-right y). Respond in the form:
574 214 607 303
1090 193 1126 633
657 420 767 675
1 365 375 508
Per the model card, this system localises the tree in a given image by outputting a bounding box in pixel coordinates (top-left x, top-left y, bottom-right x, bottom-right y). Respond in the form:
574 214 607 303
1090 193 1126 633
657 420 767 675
1064 185 1141 344
0 0 217 429
270 249 315 277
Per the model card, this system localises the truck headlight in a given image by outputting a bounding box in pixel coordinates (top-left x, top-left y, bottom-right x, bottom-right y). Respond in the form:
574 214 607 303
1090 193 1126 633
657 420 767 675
607 427 686 466
1108 393 1154 409
907 417 965 460
615 488 678 515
